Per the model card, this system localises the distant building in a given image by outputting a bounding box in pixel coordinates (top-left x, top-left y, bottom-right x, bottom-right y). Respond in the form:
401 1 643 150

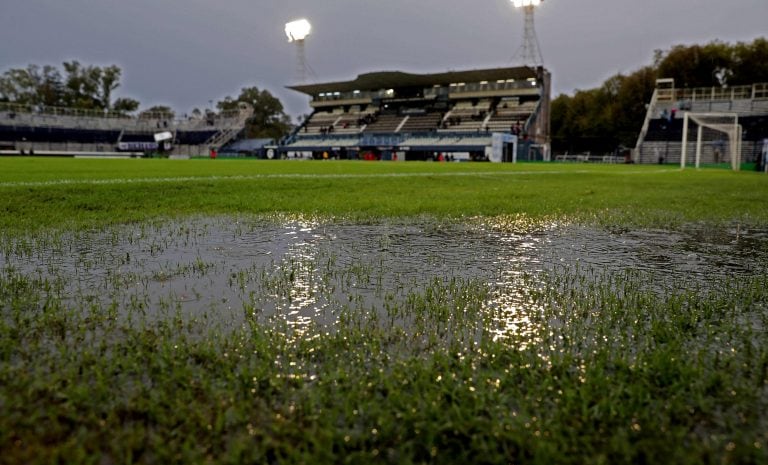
282 66 551 162
0 103 253 158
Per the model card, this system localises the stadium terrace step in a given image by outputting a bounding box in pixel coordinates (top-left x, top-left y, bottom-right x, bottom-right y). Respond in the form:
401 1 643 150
363 114 404 133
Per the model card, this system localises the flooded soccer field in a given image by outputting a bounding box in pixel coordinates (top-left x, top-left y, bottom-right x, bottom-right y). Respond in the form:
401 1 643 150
2 160 768 464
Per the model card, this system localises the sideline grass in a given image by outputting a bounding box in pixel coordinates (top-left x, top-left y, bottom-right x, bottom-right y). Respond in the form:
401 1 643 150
1 158 767 232
1 158 768 464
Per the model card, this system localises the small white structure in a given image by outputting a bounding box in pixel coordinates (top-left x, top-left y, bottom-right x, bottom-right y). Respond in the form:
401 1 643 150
489 133 518 163
762 138 768 173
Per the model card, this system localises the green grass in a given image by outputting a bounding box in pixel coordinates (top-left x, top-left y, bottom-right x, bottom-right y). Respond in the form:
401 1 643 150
1 158 767 232
1 158 767 464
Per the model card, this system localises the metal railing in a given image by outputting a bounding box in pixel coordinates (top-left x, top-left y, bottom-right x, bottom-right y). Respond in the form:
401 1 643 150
634 87 660 159
754 83 768 99
0 102 245 120
311 80 541 104
667 83 768 102
0 102 248 132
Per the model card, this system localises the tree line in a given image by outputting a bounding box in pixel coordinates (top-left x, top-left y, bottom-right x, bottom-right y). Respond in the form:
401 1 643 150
0 62 139 114
0 61 292 140
5 39 766 149
551 37 768 154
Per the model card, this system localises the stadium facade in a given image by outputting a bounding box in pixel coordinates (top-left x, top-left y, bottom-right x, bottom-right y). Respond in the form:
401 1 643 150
281 66 551 162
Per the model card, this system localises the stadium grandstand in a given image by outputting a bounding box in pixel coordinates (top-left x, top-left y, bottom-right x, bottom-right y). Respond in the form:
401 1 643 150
0 102 253 158
635 79 768 167
281 66 551 162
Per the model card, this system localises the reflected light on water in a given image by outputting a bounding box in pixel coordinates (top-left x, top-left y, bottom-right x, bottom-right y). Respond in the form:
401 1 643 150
1 216 766 346
280 221 327 340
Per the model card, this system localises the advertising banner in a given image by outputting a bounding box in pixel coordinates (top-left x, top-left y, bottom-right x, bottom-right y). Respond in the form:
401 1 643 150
118 141 158 151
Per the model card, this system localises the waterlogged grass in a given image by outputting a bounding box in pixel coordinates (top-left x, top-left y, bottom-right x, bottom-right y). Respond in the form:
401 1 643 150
1 159 768 463
0 159 767 232
1 261 767 464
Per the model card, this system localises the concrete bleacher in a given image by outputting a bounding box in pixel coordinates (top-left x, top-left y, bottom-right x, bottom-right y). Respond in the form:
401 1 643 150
440 100 490 133
485 99 538 132
302 109 343 134
300 106 381 135
333 106 376 133
634 80 768 165
0 102 253 157
363 114 405 133
398 113 443 133
294 97 538 139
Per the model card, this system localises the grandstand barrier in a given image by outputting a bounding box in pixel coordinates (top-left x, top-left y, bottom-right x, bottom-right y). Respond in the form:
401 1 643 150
555 154 622 163
0 149 144 158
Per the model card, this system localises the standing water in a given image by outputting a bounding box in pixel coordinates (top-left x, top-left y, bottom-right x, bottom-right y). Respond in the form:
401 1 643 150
1 216 766 338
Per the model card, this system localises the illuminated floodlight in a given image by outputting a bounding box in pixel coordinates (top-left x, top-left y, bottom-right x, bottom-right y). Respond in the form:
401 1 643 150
285 19 311 42
510 0 544 65
511 0 542 7
285 19 314 83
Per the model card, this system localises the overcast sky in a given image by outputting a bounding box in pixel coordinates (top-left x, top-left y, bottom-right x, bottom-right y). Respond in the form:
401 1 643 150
1 0 766 119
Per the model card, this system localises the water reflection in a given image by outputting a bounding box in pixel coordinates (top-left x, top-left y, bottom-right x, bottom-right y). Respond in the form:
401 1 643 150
1 217 766 343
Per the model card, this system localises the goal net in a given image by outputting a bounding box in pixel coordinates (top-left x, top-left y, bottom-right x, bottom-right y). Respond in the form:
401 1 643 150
680 113 742 171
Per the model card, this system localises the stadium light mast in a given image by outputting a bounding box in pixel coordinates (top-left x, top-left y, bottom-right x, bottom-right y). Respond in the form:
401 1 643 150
511 0 544 67
285 19 312 83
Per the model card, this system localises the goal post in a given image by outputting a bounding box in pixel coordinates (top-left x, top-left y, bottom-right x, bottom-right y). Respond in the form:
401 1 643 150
680 112 742 171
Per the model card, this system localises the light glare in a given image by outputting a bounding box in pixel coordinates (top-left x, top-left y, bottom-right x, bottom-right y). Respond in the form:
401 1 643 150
511 0 542 7
285 19 311 42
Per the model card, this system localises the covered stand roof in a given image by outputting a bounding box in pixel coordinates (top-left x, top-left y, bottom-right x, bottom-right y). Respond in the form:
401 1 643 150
287 66 539 96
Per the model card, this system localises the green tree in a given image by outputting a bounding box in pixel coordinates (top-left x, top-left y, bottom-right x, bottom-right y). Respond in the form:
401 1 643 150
112 97 140 115
613 66 658 146
98 65 122 110
62 61 103 109
0 61 136 110
731 37 768 85
139 105 175 120
0 65 64 107
656 41 735 88
217 86 291 140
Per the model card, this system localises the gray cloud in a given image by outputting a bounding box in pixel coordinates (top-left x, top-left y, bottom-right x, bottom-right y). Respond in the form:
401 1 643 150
1 0 765 119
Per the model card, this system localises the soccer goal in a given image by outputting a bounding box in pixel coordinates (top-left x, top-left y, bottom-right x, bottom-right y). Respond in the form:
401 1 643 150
680 113 742 171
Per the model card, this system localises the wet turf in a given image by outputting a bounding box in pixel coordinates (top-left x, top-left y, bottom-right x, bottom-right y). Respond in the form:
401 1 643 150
1 159 767 464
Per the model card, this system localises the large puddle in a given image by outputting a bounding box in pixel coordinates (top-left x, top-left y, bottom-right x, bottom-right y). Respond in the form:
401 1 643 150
2 217 767 340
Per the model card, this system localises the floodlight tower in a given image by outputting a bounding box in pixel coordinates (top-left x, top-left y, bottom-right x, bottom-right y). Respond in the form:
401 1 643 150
285 19 312 83
511 0 544 67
